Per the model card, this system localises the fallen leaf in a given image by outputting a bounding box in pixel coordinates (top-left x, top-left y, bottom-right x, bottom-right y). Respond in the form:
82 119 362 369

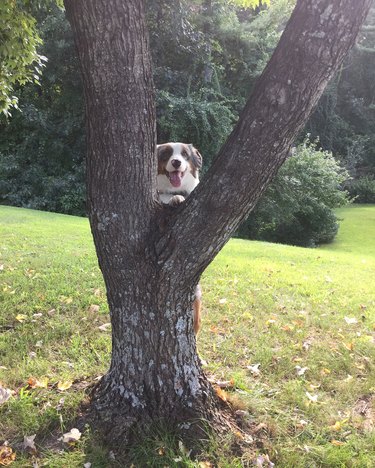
281 324 294 332
329 421 342 432
302 339 312 351
208 378 234 389
247 363 261 376
321 368 331 375
308 383 321 390
57 380 73 391
61 428 81 444
266 318 277 326
343 342 354 351
0 445 16 465
199 462 213 468
255 454 275 467
27 377 48 389
0 386 12 405
98 323 111 332
305 392 318 403
330 440 346 446
344 317 358 325
178 440 191 457
23 434 36 453
56 397 65 411
215 387 228 402
88 304 100 313
15 314 28 323
295 366 309 376
233 430 244 440
293 357 303 362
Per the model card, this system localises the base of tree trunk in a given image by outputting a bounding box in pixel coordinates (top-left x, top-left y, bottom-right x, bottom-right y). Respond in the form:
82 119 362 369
89 379 228 442
77 375 254 461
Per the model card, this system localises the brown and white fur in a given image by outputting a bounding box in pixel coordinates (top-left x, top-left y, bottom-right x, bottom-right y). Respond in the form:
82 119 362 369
157 142 202 206
157 142 203 334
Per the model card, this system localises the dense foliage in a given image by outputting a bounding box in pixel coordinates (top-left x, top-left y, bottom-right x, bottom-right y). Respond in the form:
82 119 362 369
0 0 374 245
0 6 85 215
0 1 48 116
237 138 350 246
305 5 375 193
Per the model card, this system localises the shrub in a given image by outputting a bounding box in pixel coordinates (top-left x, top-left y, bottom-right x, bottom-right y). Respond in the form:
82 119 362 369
237 137 350 247
348 176 375 203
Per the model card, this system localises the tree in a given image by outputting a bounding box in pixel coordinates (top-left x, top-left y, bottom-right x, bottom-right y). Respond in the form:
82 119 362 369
0 4 85 215
63 0 371 445
305 1 375 179
0 1 47 116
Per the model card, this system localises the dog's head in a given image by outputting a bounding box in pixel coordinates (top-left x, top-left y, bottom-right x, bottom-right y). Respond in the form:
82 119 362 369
157 142 202 189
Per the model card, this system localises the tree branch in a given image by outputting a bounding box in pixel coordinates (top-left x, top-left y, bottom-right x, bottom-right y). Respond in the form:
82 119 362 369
164 0 372 281
64 0 157 248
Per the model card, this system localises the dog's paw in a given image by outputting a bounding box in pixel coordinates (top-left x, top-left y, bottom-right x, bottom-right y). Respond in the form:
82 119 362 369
169 195 185 207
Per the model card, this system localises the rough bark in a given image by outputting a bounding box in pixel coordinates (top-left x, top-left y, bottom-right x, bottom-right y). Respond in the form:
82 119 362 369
64 0 371 444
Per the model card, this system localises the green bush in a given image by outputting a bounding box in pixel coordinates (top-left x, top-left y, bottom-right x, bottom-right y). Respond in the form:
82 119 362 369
348 176 375 203
237 137 350 247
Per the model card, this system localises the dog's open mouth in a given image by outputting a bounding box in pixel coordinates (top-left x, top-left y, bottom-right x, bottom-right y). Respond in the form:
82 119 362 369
168 170 185 188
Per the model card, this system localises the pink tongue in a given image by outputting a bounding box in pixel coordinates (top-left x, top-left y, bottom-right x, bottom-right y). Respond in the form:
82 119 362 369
169 171 182 188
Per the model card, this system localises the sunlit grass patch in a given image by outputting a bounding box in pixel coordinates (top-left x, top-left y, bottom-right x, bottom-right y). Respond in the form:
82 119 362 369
1 204 375 466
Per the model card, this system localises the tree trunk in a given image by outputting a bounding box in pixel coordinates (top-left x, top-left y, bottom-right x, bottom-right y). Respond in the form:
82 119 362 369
64 0 371 443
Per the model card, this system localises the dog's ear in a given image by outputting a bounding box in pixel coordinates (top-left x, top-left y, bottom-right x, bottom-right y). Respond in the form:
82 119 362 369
156 144 162 159
188 144 203 169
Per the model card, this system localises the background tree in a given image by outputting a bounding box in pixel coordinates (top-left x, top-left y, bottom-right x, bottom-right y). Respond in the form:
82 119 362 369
0 0 51 115
0 4 85 214
306 2 375 193
62 0 371 444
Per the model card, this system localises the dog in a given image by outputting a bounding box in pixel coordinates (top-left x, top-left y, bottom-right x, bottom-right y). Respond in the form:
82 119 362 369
156 142 202 206
157 142 203 334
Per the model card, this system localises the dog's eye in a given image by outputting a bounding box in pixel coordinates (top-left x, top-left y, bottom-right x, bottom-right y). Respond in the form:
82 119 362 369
181 149 189 159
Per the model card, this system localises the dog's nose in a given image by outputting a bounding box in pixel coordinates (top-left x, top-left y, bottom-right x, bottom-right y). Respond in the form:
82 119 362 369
171 159 181 169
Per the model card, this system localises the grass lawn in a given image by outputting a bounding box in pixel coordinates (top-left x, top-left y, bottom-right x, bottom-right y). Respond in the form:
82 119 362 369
0 204 374 467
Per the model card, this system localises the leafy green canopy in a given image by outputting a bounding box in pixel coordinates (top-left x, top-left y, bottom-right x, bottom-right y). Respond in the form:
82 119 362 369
0 0 266 116
0 1 48 116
